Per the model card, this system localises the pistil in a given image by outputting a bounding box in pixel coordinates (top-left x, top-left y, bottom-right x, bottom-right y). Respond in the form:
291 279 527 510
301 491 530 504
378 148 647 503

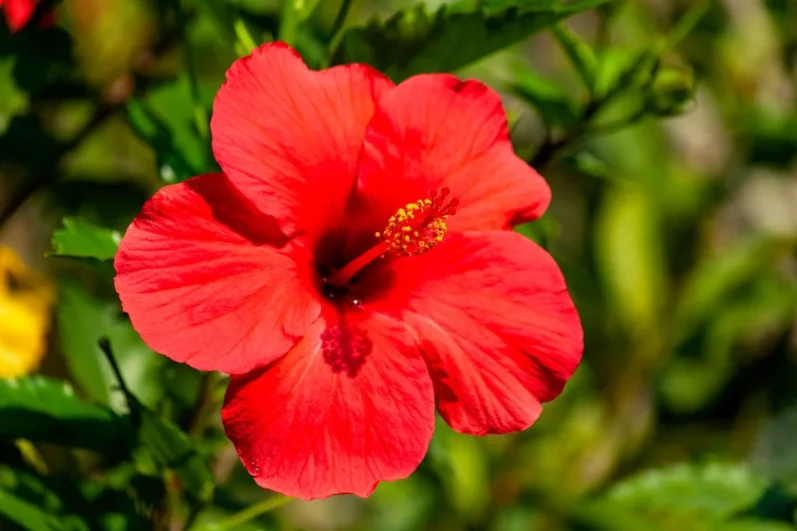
327 189 459 286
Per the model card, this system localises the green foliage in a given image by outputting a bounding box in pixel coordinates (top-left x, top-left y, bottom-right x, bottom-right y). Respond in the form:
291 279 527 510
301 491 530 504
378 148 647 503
126 74 217 183
137 408 214 502
0 376 131 452
331 0 613 81
57 280 165 410
50 217 121 262
604 462 766 521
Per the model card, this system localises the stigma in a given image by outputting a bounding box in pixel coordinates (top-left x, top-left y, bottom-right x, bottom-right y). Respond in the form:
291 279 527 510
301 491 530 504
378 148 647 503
376 188 459 257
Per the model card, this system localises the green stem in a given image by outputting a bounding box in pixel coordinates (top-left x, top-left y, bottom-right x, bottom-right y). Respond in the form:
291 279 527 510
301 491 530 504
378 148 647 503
326 0 354 64
330 0 353 40
98 337 141 426
209 495 293 530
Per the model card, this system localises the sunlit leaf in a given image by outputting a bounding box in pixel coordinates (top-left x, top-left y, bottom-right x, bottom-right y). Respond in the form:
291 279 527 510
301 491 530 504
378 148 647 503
331 0 614 81
0 376 131 452
601 462 767 523
50 217 121 262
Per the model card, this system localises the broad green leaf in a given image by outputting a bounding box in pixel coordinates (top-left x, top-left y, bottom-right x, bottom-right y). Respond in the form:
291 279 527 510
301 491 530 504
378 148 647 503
0 376 131 452
511 68 579 128
57 280 165 410
50 218 120 262
138 409 214 502
603 462 767 523
552 23 599 92
331 0 613 81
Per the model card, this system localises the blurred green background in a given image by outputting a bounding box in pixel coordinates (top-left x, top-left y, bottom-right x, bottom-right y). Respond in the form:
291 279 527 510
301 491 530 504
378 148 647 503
1 0 797 530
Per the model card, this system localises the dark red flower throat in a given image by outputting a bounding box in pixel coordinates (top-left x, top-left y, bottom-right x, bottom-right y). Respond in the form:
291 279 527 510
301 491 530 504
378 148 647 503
321 188 459 300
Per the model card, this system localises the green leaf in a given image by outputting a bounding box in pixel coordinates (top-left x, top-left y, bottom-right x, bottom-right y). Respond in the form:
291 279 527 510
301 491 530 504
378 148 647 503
0 489 62 531
603 462 767 522
552 23 599 92
511 68 579 128
50 218 121 262
0 376 131 452
126 74 217 183
331 0 614 81
57 280 165 410
138 410 214 502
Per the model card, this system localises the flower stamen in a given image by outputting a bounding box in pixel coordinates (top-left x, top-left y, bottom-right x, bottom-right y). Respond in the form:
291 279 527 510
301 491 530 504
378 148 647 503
377 188 459 257
328 189 458 286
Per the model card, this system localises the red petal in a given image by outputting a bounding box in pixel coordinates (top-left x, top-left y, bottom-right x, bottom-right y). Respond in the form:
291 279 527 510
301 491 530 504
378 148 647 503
222 308 435 500
355 74 550 232
211 42 394 241
114 173 321 374
4 0 37 32
364 231 582 435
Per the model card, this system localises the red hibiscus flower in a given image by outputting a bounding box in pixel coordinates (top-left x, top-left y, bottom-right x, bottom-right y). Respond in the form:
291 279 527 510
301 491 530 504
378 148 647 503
0 0 53 32
114 42 583 500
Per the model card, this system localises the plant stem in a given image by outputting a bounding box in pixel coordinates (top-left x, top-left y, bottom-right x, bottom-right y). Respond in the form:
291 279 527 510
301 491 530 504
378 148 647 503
209 495 293 530
98 337 141 426
330 0 354 40
187 372 223 437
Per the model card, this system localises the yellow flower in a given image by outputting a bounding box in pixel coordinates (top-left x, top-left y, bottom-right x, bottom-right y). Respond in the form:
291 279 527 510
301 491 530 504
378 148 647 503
0 248 55 378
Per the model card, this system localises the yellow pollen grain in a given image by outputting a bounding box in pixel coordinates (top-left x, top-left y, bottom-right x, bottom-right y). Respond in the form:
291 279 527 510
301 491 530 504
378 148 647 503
378 196 454 257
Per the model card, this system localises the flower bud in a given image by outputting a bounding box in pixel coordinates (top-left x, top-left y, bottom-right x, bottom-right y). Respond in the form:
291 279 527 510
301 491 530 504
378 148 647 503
647 67 696 116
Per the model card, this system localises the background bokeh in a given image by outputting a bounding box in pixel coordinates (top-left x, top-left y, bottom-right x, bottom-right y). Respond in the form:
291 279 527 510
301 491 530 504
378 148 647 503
1 0 797 530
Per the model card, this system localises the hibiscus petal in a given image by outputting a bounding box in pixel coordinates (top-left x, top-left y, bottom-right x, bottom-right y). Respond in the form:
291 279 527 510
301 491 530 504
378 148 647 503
364 231 582 435
4 0 37 32
356 74 550 232
114 173 321 374
211 42 394 240
222 308 435 500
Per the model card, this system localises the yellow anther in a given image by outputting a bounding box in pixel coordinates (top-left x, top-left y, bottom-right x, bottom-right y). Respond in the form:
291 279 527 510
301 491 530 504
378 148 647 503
379 190 459 257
